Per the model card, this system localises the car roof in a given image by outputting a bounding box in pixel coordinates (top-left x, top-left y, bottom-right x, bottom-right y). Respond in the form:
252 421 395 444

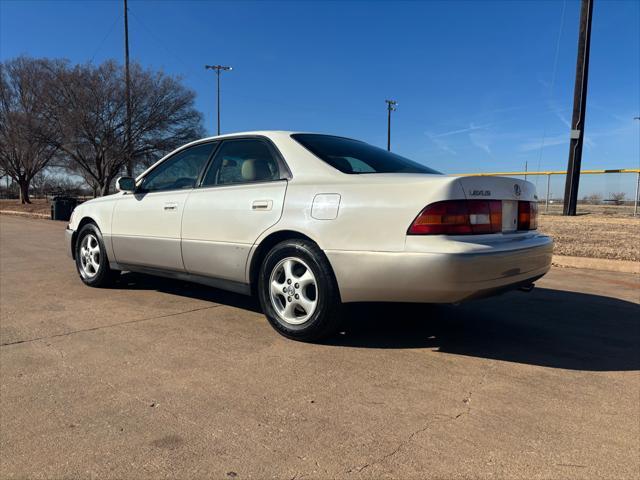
192 131 353 143
136 131 345 182
201 130 298 139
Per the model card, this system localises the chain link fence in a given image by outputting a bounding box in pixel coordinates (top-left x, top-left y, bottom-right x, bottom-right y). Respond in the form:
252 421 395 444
460 169 640 216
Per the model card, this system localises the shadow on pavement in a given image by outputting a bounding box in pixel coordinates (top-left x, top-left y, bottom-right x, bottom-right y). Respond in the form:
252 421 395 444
331 288 639 372
114 271 261 313
113 273 638 372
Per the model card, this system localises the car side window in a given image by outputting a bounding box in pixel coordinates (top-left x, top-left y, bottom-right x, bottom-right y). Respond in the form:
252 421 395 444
140 142 217 192
342 156 376 173
201 139 280 187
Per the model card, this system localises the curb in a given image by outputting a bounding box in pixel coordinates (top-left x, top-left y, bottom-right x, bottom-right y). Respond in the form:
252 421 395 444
552 255 639 274
0 210 50 219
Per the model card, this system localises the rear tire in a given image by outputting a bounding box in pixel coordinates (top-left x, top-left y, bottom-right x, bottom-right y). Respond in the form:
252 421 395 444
258 239 342 342
75 223 119 287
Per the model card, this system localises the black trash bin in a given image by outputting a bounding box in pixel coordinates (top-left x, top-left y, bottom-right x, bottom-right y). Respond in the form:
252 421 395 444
50 196 78 221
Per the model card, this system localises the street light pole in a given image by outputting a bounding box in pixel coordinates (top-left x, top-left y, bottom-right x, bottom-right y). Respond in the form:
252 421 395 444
385 99 397 151
216 71 221 135
205 65 233 135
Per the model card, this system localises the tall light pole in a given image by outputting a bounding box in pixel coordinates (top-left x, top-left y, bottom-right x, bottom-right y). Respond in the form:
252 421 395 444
123 0 133 176
205 65 233 135
385 99 397 151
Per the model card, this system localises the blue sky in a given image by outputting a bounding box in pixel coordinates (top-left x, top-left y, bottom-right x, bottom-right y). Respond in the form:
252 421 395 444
1 0 639 195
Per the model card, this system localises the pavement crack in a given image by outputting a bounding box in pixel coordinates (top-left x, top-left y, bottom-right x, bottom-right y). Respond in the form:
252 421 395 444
0 305 222 347
348 369 486 475
346 413 465 474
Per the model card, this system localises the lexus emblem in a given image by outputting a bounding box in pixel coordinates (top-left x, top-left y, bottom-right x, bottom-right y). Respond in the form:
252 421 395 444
514 184 521 197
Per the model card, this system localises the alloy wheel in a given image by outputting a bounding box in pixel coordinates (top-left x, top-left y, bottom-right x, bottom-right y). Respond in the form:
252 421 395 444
79 233 100 279
269 257 318 325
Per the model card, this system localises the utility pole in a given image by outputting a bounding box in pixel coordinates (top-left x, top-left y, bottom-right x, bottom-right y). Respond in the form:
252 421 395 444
634 117 640 216
123 0 133 177
205 65 233 135
563 0 594 216
385 99 397 151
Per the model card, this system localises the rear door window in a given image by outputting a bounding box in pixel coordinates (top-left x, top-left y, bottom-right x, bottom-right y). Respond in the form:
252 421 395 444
292 133 440 174
201 139 280 186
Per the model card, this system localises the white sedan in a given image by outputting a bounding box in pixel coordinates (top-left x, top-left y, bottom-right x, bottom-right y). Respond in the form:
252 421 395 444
66 131 553 341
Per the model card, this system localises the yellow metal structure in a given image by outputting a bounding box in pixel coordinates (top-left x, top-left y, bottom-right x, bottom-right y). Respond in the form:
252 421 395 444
454 168 640 216
457 169 640 176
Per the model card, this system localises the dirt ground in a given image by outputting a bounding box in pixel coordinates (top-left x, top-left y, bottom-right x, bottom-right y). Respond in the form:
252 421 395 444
0 198 51 215
537 214 639 262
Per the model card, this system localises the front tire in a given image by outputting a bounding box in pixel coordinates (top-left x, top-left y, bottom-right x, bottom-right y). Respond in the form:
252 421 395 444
75 223 119 287
258 239 342 342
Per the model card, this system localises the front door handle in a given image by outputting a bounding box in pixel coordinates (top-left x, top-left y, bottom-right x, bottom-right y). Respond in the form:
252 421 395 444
164 202 178 211
252 200 273 211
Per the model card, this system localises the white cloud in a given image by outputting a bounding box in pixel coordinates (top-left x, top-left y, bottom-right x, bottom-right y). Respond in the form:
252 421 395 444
430 122 492 138
519 134 568 152
425 132 457 155
469 130 493 156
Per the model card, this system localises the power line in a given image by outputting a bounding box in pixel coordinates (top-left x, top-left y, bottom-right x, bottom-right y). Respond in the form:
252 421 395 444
127 7 200 79
535 0 567 187
88 13 119 63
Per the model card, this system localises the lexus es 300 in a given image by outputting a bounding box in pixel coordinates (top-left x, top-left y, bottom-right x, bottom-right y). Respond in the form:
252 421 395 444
66 132 553 341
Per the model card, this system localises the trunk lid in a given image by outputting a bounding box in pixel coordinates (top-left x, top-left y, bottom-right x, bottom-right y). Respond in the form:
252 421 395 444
454 175 537 202
455 175 538 233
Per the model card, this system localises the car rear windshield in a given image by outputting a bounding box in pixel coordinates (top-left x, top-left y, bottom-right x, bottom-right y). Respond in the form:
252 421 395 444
291 133 440 175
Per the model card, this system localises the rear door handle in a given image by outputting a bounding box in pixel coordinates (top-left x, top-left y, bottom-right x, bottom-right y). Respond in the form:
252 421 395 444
252 200 273 211
164 202 178 211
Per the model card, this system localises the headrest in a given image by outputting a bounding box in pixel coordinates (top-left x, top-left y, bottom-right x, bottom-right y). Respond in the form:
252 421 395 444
329 157 353 173
222 158 237 167
241 159 273 181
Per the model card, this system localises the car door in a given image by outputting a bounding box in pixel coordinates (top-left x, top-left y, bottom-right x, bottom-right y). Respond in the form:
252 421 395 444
181 138 288 283
111 142 217 271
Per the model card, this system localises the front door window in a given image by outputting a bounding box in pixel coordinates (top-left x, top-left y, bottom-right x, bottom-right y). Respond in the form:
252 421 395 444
139 142 217 192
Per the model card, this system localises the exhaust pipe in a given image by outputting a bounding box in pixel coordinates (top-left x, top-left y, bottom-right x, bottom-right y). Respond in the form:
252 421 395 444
518 283 535 293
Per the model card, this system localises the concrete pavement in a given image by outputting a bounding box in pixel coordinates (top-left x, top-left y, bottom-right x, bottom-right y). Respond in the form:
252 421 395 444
1 215 638 479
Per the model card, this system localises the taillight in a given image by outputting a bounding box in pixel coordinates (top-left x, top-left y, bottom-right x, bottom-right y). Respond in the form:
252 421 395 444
518 201 538 230
471 199 503 234
408 200 502 235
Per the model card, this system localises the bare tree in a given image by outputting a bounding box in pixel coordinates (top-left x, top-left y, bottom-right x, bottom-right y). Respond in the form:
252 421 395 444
45 60 204 196
609 192 626 205
30 169 49 199
582 193 602 204
128 63 205 168
0 58 60 203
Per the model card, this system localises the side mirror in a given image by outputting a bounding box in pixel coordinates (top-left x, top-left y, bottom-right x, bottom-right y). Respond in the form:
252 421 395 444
116 176 136 193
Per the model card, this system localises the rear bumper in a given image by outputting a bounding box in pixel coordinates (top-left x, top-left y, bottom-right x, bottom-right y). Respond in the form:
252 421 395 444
326 234 553 303
65 227 75 259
